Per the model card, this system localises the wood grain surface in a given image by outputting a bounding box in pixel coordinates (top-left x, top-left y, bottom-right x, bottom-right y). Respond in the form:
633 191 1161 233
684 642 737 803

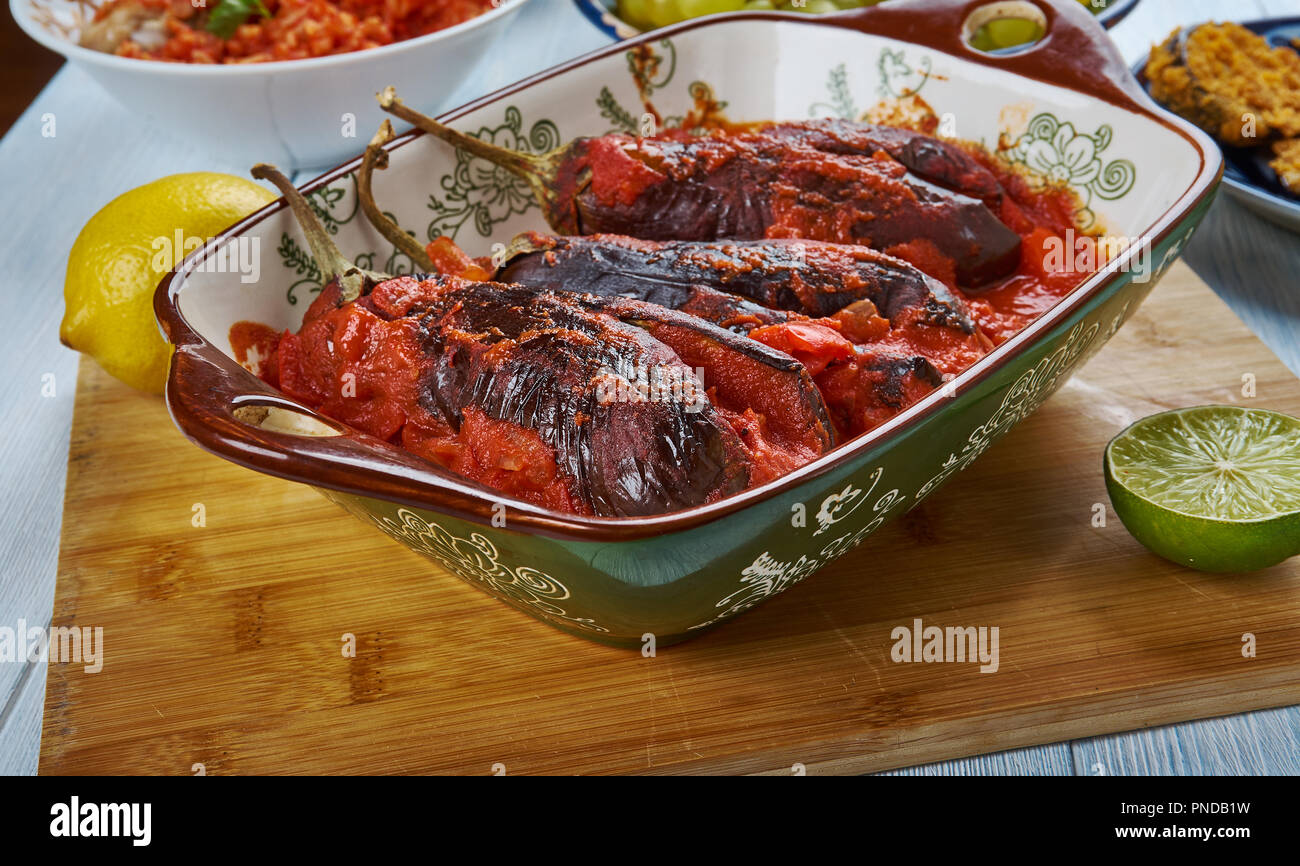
8 0 1300 776
39 261 1300 775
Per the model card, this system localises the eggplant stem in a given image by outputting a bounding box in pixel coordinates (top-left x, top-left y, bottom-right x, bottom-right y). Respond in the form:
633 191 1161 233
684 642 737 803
378 86 546 177
251 163 381 304
377 86 564 220
357 120 437 274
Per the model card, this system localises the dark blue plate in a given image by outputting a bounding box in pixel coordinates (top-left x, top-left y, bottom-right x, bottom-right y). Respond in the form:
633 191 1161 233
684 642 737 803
1134 17 1300 233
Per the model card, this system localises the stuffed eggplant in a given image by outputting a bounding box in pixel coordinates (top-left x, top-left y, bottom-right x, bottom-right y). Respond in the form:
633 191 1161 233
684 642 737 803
247 164 834 517
379 88 1022 287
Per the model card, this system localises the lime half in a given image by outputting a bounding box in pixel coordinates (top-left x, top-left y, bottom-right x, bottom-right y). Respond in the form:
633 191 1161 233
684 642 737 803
1105 405 1300 573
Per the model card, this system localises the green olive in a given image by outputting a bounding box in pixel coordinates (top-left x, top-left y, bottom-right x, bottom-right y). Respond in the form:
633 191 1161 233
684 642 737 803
969 17 1044 51
620 0 882 27
617 0 655 29
675 0 747 18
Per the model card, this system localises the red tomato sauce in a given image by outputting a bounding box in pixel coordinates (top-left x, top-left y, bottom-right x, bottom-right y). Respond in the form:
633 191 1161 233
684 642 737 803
959 155 1102 345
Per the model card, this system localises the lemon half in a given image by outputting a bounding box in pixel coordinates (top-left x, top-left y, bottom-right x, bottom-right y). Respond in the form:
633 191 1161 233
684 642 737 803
61 173 275 393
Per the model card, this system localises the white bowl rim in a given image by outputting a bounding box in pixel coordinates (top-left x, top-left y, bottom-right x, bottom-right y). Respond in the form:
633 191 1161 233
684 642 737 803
9 0 534 77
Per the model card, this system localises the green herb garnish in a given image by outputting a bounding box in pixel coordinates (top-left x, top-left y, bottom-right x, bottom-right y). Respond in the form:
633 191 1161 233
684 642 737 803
205 0 272 40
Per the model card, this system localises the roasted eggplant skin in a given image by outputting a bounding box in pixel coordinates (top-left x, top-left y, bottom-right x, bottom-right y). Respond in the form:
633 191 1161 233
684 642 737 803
553 129 1022 287
577 292 837 461
400 277 754 517
756 119 1008 210
496 233 976 334
492 233 969 442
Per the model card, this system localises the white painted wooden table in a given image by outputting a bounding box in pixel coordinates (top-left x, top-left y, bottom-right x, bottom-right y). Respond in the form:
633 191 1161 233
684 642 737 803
2 0 1298 775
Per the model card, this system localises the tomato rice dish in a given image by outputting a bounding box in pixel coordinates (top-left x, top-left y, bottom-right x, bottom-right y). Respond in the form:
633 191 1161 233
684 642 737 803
79 0 497 63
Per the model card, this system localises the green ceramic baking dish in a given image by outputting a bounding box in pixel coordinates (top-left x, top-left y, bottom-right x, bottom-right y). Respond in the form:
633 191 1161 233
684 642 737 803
156 0 1222 646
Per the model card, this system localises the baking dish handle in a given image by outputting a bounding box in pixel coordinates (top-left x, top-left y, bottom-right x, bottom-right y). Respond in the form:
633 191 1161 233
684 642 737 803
821 0 1149 110
162 335 509 524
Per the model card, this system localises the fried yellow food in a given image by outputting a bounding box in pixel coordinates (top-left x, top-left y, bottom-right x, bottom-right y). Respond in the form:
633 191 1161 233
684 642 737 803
1270 138 1300 194
1146 22 1300 147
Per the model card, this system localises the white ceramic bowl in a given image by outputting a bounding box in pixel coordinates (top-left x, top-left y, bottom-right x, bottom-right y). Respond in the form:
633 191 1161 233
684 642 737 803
10 0 534 170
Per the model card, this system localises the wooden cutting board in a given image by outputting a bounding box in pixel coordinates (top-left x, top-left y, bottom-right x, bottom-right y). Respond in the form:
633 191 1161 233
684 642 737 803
39 261 1300 775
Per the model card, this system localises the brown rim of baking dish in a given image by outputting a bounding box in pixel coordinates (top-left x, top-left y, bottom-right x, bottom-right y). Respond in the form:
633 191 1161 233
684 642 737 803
155 0 1223 543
